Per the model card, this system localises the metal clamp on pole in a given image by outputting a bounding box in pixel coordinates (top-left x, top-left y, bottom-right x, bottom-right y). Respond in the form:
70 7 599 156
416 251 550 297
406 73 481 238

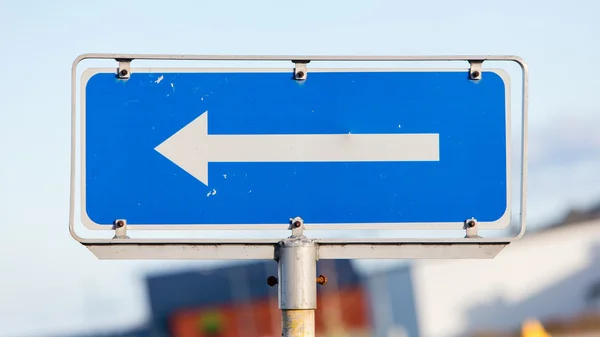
276 216 317 337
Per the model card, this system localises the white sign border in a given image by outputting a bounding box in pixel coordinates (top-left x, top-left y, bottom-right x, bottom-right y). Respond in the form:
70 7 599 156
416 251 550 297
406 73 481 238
79 67 511 231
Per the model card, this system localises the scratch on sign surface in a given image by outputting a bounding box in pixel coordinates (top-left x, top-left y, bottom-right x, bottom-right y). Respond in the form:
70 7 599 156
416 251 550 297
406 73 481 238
155 75 164 84
206 189 217 197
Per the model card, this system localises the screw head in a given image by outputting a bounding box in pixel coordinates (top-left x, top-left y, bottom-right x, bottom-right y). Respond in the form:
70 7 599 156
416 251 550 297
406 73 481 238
120 69 129 77
296 71 305 79
115 220 125 228
267 276 278 287
471 70 480 79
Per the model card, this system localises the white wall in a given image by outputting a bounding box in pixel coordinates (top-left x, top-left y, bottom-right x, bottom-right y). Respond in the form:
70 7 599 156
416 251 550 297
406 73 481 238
365 266 420 337
411 219 600 337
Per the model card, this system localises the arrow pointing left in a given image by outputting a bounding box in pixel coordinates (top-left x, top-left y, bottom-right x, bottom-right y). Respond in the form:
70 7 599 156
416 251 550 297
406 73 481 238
154 110 440 187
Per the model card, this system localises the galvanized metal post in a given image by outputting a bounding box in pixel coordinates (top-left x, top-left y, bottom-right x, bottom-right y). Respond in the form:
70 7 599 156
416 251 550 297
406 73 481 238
277 217 317 337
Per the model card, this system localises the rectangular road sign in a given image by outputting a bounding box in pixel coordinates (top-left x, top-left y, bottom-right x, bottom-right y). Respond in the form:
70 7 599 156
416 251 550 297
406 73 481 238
81 67 510 230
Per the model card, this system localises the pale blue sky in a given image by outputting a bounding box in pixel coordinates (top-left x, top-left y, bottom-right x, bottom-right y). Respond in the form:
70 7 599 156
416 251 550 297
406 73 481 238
1 0 599 336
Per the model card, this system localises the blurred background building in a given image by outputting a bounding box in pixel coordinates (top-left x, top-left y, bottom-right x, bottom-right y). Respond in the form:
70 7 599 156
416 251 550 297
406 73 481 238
145 259 369 337
56 203 600 337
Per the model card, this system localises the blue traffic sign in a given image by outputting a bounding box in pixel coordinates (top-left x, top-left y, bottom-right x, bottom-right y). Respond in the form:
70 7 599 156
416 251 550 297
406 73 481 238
82 68 510 228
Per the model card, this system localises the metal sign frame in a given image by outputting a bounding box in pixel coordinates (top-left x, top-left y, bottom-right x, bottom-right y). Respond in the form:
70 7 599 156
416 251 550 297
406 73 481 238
70 53 528 260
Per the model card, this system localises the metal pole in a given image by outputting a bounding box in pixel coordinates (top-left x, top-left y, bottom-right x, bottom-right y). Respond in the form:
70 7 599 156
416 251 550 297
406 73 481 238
277 217 317 337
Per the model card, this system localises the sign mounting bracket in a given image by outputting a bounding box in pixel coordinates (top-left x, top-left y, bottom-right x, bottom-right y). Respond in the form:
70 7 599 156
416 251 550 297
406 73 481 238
115 58 132 79
292 59 310 80
289 216 305 238
112 219 129 239
464 218 481 238
468 60 483 80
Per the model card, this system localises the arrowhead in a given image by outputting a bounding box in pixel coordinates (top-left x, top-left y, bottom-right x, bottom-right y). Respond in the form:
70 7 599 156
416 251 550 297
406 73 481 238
154 110 210 186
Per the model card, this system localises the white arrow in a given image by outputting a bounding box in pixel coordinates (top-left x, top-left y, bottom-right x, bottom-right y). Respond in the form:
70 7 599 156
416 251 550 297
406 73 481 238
154 110 440 186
